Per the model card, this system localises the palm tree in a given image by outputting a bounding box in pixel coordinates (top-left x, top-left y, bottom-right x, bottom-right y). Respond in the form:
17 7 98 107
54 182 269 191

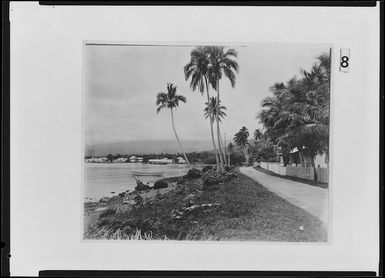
203 97 227 167
252 129 263 162
184 46 220 167
253 129 263 141
207 46 239 170
203 97 227 122
227 142 234 166
156 83 190 166
234 126 250 164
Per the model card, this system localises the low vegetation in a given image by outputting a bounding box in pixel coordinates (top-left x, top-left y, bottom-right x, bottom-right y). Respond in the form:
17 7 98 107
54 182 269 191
186 168 202 179
153 180 168 189
85 168 327 241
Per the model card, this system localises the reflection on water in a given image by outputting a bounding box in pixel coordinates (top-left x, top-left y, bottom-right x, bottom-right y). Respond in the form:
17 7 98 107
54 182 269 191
84 163 200 201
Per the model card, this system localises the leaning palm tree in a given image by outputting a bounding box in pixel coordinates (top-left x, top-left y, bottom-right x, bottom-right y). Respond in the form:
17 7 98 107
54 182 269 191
156 83 190 166
207 46 239 170
234 126 250 165
184 46 219 167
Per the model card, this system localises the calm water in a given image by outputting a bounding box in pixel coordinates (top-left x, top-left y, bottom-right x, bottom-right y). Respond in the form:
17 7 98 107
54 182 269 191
84 163 197 201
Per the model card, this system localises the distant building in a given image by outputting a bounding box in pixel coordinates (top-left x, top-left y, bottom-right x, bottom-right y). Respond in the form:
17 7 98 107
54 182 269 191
129 156 137 162
85 157 108 163
137 157 144 162
113 157 127 163
279 147 328 168
176 157 186 164
129 156 143 163
148 158 173 165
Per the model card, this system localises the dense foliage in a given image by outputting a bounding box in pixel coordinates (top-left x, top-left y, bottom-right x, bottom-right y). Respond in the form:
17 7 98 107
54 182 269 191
258 53 330 180
154 180 169 189
186 168 202 179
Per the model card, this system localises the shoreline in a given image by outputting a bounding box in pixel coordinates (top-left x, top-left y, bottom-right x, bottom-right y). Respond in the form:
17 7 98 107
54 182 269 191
83 167 327 241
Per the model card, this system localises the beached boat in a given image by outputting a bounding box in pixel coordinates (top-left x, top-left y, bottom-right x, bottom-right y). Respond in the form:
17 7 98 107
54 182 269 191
128 170 165 176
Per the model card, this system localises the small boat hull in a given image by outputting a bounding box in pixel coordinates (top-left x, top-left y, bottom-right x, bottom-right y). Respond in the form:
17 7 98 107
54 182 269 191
129 170 165 176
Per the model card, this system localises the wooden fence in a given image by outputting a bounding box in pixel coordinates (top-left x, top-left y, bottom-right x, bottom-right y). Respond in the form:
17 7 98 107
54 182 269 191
259 162 328 183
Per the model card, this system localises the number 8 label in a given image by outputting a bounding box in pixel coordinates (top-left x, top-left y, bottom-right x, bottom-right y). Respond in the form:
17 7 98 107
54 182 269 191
340 49 350 72
341 56 349 68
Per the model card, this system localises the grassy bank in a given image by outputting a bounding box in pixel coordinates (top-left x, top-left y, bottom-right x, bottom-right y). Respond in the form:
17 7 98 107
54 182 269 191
84 167 327 241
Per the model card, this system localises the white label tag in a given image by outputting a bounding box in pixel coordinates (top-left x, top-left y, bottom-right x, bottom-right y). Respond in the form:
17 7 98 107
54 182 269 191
340 48 350 72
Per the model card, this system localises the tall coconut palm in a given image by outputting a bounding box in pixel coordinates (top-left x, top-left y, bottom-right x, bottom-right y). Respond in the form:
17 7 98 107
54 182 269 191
207 46 239 170
156 83 190 166
227 142 234 166
203 97 227 167
184 46 220 167
234 126 250 164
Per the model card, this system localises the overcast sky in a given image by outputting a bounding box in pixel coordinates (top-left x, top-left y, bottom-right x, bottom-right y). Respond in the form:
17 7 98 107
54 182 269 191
84 43 330 146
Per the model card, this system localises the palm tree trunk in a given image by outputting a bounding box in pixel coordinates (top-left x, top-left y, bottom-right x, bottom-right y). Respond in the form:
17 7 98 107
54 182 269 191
215 81 225 171
170 108 190 166
210 119 220 167
228 151 231 166
205 77 219 168
223 133 229 166
219 132 227 166
310 156 318 182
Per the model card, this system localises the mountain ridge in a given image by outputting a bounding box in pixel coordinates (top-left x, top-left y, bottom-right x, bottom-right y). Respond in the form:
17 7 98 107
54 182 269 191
86 140 214 156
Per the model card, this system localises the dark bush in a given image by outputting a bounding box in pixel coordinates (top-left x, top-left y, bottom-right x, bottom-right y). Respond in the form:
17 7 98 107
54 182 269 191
134 194 144 205
224 165 232 172
202 165 214 173
135 182 151 192
186 168 202 179
202 171 223 188
99 208 116 218
223 172 237 182
154 179 168 189
177 177 186 185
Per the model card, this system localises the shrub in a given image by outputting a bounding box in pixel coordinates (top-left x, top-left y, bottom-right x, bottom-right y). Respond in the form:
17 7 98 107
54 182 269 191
99 208 116 218
176 177 186 185
134 194 144 206
202 165 214 173
186 168 202 179
135 182 151 192
202 171 223 188
223 172 237 182
154 179 168 189
224 165 232 172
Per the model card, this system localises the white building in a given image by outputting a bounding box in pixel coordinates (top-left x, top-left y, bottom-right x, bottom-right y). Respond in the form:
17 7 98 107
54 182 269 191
148 158 173 164
129 156 137 162
279 147 328 168
85 157 108 163
113 157 127 163
176 157 186 164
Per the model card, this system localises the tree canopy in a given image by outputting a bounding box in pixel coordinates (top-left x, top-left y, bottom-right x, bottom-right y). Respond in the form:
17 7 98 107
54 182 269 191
258 53 330 163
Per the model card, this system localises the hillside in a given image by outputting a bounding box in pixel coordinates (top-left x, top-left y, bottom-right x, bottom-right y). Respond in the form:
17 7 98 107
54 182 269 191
86 140 214 156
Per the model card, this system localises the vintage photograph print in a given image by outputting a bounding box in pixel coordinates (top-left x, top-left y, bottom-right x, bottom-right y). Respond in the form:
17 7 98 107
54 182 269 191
83 43 331 241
